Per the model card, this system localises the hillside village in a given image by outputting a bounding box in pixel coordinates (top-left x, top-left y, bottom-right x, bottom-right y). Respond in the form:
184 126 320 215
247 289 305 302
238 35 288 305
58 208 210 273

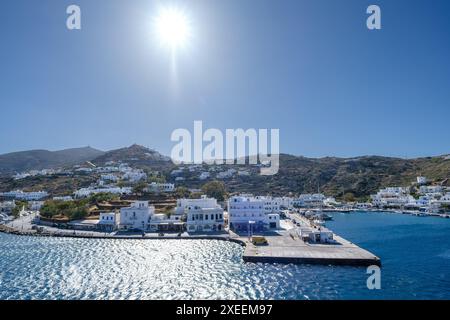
1 144 449 229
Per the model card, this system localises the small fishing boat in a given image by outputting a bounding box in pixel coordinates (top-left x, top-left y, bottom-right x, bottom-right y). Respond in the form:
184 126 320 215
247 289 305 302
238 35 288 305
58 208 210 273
313 219 326 226
412 212 427 217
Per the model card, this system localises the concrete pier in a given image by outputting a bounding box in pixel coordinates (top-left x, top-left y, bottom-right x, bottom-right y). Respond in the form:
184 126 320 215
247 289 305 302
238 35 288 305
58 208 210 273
235 231 381 267
231 213 381 267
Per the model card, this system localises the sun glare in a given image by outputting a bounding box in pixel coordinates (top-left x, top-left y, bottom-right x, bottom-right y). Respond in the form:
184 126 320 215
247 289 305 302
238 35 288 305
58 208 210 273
155 7 191 50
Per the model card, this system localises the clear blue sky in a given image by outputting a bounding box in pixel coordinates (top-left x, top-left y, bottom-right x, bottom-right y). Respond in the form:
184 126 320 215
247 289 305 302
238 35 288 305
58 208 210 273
0 0 449 158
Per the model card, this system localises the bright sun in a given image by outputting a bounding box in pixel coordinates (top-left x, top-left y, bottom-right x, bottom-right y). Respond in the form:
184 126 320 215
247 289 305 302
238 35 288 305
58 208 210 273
155 7 191 50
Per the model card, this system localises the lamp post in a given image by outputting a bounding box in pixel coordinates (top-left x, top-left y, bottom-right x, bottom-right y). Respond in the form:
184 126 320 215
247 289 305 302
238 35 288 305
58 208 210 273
248 220 255 241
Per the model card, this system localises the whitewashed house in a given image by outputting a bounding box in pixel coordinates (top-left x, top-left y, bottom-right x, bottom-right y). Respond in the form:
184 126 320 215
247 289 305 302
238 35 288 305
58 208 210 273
199 172 210 180
0 190 48 201
101 174 118 182
175 196 219 215
371 187 412 208
30 201 44 211
146 182 175 193
74 187 132 198
98 212 116 231
117 201 155 231
122 169 147 183
174 196 224 233
228 195 280 232
417 176 428 185
183 197 225 233
419 185 443 195
292 194 326 208
53 196 73 201
0 200 16 214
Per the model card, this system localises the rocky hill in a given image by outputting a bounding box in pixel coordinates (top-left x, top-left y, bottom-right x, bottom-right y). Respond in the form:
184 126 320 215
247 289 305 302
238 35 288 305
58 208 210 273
1 144 448 199
0 147 104 174
92 144 173 171
173 154 450 199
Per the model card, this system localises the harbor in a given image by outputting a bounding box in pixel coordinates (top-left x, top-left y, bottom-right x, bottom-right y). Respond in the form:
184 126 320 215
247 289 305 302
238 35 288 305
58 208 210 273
1 208 381 267
1 210 449 300
232 212 381 267
0 227 381 267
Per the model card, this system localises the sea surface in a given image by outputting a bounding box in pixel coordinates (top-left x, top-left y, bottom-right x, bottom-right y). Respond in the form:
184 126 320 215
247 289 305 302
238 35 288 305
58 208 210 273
1 212 449 300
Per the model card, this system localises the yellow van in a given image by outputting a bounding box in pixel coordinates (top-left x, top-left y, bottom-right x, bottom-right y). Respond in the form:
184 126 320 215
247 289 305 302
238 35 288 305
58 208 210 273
251 236 268 245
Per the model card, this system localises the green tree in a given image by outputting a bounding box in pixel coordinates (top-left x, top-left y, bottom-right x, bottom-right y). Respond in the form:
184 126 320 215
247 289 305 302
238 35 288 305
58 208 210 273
133 182 148 194
175 186 191 199
12 201 28 218
39 200 89 220
89 193 119 203
343 192 356 203
202 180 226 201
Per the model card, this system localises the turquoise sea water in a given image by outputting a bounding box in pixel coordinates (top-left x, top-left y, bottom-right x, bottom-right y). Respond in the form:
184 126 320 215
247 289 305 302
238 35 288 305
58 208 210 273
0 212 449 300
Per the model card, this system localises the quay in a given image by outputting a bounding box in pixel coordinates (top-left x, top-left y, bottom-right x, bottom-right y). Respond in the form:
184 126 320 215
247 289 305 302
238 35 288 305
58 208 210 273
1 213 380 267
233 231 381 267
231 212 381 267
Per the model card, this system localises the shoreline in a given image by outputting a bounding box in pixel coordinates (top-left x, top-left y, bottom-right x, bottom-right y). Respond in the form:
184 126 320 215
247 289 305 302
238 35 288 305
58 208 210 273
0 224 246 246
1 215 381 267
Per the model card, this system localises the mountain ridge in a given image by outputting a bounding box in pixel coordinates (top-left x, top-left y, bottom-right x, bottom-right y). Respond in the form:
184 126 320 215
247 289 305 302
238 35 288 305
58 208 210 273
0 145 448 198
0 147 105 174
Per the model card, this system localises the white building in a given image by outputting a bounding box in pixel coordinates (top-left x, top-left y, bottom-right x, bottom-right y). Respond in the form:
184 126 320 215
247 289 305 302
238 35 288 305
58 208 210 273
175 196 220 215
96 166 120 173
171 169 184 176
0 200 16 214
0 190 48 201
371 187 413 208
122 170 147 183
298 227 334 243
417 176 428 185
437 193 450 205
216 169 236 179
118 201 155 231
273 197 293 209
53 196 73 201
98 212 116 231
101 174 118 182
30 201 44 211
228 195 280 232
146 182 175 193
355 202 373 210
181 196 225 233
292 194 326 208
75 168 93 173
237 170 250 176
74 187 132 198
419 185 443 195
199 172 210 180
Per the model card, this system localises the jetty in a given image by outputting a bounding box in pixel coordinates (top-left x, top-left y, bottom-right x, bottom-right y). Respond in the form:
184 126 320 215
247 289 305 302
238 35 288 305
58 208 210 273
233 231 380 267
230 212 381 267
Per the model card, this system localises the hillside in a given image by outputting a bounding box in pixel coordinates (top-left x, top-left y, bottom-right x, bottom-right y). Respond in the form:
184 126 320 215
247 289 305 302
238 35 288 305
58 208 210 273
0 144 448 199
174 154 450 199
0 147 105 174
92 144 173 171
